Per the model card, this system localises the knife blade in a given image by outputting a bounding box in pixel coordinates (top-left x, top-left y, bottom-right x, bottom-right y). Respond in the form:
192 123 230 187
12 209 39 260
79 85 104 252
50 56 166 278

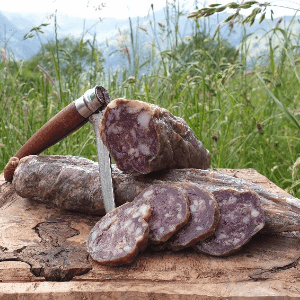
89 111 116 213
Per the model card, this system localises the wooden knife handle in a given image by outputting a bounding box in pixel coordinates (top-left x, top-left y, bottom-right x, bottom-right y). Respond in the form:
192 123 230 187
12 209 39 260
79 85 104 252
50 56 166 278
4 101 88 182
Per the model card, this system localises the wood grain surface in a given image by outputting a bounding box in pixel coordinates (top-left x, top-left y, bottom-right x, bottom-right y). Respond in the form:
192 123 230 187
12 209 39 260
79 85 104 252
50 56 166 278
0 168 300 299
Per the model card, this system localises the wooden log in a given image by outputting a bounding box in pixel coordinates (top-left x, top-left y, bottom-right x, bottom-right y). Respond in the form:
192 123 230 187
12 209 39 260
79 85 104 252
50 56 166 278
1 169 300 299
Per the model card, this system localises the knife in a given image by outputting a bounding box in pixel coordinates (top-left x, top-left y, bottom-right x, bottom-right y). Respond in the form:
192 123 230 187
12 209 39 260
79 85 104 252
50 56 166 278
3 85 115 213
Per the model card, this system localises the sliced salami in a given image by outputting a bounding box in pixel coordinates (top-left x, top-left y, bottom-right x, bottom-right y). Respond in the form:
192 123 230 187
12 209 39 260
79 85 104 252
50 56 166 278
193 189 265 256
134 184 190 243
99 98 210 174
87 199 151 266
167 183 220 251
12 155 300 233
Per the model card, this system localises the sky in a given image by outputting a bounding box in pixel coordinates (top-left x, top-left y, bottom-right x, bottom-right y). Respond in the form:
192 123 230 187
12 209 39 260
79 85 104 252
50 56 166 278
1 0 299 20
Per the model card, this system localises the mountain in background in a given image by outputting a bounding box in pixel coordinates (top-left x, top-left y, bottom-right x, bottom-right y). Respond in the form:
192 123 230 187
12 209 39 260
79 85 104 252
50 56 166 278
0 8 299 68
0 10 132 60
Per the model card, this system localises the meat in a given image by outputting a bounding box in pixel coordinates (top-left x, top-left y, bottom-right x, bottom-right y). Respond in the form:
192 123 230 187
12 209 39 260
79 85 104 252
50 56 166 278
193 189 265 256
87 199 151 266
12 155 106 215
12 155 300 233
133 184 190 243
167 183 220 251
114 167 300 233
99 98 210 174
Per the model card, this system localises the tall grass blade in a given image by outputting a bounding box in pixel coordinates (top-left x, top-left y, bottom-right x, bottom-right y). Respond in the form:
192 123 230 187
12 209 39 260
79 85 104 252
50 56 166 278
256 73 300 131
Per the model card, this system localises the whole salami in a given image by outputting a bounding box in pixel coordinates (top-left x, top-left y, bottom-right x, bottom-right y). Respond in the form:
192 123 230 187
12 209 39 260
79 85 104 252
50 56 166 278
87 199 151 266
12 155 105 215
193 189 265 256
12 155 300 233
167 183 220 251
99 98 210 174
133 184 190 243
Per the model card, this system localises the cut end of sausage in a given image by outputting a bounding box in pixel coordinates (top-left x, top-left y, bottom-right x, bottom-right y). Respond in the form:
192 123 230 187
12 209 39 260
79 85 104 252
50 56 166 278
100 99 158 174
167 183 220 251
87 199 152 266
193 189 265 256
134 184 190 243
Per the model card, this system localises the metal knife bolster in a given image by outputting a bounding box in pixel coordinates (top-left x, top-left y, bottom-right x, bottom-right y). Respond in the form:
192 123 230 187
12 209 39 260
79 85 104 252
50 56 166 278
75 86 111 118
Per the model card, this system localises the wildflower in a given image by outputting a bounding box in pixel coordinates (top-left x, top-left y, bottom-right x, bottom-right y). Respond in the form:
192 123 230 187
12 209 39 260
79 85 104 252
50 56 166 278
274 70 278 77
24 103 28 116
121 45 129 55
128 76 135 83
257 123 263 134
271 165 278 172
199 92 210 99
184 36 192 41
293 157 300 171
0 143 3 148
37 65 56 86
138 26 147 33
1 48 7 62
212 136 218 142
94 3 105 11
275 17 283 28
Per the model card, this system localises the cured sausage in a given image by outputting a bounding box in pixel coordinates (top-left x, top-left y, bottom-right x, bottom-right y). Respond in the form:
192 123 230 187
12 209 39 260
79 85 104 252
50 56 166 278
167 183 220 251
193 189 265 256
11 155 300 233
133 184 190 243
87 199 151 266
12 155 106 215
114 167 300 234
99 98 210 174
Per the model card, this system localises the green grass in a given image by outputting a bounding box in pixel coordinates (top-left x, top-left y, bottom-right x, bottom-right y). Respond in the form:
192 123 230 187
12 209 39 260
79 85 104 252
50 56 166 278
1 2 300 197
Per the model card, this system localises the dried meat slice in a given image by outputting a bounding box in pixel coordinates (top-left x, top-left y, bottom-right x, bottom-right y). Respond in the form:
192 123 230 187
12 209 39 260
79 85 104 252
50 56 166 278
87 199 151 266
167 183 220 251
134 184 190 243
99 98 210 174
193 189 265 256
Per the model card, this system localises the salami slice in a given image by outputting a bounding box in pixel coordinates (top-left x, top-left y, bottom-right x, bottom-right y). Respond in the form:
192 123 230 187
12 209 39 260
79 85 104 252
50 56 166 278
193 189 265 256
87 199 151 266
167 183 220 251
134 184 190 243
99 98 210 174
